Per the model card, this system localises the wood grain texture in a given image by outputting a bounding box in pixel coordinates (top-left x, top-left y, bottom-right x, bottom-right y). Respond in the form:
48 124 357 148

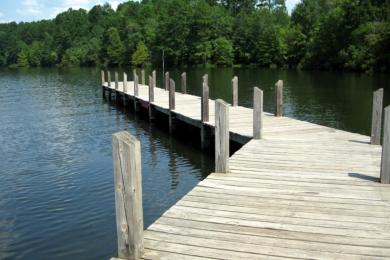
232 76 238 106
169 78 175 110
215 99 229 173
201 75 209 122
381 106 390 183
371 88 383 145
253 87 263 139
275 80 283 117
123 73 127 93
112 131 143 260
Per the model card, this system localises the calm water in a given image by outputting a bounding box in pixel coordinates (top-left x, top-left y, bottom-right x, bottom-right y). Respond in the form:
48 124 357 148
0 67 389 260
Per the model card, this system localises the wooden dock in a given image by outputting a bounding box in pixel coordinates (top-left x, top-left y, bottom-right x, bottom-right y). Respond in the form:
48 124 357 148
103 73 390 259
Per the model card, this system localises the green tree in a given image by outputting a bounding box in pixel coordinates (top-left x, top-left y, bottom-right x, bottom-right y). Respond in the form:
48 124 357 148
213 37 234 65
132 41 149 67
106 27 125 66
17 49 29 67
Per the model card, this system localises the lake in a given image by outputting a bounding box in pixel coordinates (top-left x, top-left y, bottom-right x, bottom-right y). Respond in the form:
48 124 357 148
0 67 388 259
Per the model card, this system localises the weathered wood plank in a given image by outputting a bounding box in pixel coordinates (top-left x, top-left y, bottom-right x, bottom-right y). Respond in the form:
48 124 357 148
381 106 390 184
253 87 263 139
215 99 229 173
371 88 383 145
201 75 209 122
169 79 175 110
112 131 143 260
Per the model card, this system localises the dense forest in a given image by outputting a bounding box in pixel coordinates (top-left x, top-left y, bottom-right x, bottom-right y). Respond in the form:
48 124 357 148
0 0 389 72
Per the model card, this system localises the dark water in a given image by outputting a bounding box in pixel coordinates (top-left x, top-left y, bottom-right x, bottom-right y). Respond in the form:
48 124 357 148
0 67 389 260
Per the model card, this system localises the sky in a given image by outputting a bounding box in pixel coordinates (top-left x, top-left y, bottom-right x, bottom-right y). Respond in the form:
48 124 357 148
0 0 301 23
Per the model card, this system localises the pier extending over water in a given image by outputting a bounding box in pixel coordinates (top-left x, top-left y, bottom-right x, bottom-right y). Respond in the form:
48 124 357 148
103 70 390 260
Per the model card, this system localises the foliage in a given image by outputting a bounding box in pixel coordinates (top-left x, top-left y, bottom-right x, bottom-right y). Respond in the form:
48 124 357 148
0 0 388 72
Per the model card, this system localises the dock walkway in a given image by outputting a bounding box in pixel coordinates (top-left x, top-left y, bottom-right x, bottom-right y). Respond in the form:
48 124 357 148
104 80 390 259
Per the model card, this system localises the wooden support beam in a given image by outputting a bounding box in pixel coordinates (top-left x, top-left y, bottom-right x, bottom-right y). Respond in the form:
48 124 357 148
201 74 209 122
112 131 144 260
165 72 169 90
152 70 156 89
107 71 111 87
134 74 139 97
371 88 384 145
381 106 390 184
232 76 238 106
123 72 127 93
275 80 283 117
181 72 187 94
253 87 263 139
215 99 229 173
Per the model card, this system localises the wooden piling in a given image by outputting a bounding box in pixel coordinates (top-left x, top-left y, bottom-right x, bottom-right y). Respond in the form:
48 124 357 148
381 106 390 184
141 69 145 85
253 87 263 139
115 72 119 90
232 76 238 106
201 75 209 122
134 75 139 97
107 71 111 87
215 99 229 173
112 131 144 260
123 72 127 93
275 80 283 117
152 70 156 89
101 70 105 85
169 79 175 133
165 72 169 91
181 72 187 94
371 88 384 145
149 75 154 120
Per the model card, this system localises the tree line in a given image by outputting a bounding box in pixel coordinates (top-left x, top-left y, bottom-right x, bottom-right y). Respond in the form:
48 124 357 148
0 0 388 72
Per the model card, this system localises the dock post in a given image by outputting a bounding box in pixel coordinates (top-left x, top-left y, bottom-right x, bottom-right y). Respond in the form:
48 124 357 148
201 74 210 149
381 106 390 183
134 74 139 111
141 69 145 85
371 88 384 145
232 76 238 106
101 70 105 85
253 87 263 139
123 72 128 106
169 79 176 133
107 71 111 87
181 72 187 94
275 80 283 117
215 99 229 173
148 75 154 121
152 70 156 88
115 72 119 101
165 72 169 90
112 131 144 260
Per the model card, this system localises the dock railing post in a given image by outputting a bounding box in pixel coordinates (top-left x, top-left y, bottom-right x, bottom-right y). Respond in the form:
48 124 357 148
107 71 111 87
149 75 154 121
181 72 187 94
201 74 210 149
169 79 176 133
141 69 145 85
371 88 384 145
215 99 229 173
115 71 119 90
152 70 156 88
123 72 127 93
275 80 283 117
101 70 105 85
133 74 139 111
112 131 144 260
381 106 390 184
253 87 263 139
232 76 238 106
165 72 169 90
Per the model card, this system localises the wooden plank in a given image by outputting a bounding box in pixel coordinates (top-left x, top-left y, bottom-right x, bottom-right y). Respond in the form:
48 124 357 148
181 72 187 94
371 88 383 145
232 76 238 106
253 87 263 139
215 99 229 173
112 131 143 260
275 80 283 117
381 106 390 184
